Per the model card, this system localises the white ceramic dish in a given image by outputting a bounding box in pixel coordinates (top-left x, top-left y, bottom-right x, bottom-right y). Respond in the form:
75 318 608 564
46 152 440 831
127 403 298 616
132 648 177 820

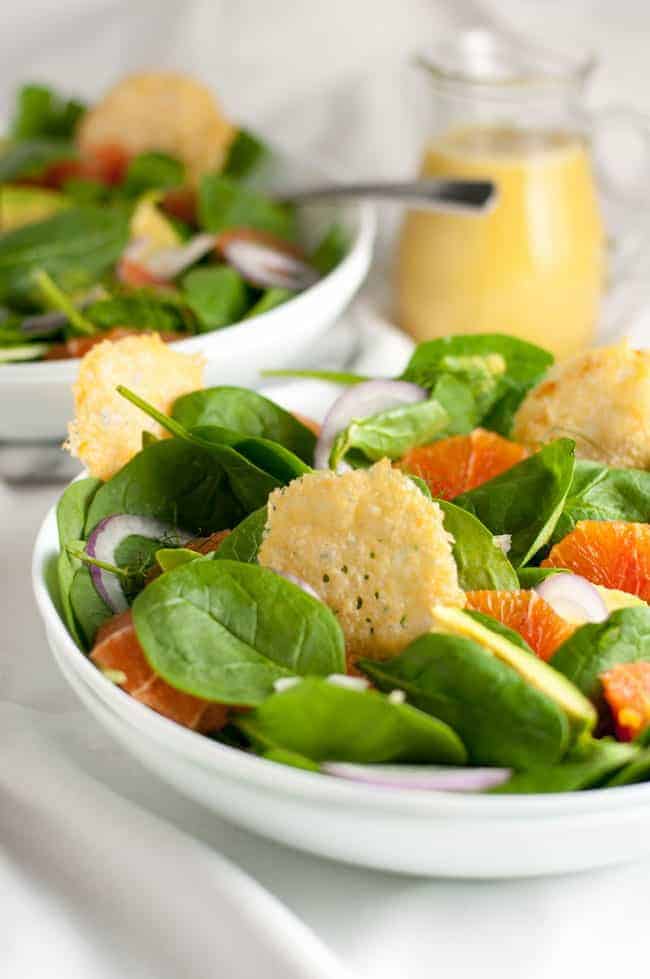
32 381 650 879
0 152 375 443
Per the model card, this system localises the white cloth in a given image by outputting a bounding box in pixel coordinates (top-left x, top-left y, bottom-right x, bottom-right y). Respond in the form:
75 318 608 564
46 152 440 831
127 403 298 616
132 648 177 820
4 2 650 977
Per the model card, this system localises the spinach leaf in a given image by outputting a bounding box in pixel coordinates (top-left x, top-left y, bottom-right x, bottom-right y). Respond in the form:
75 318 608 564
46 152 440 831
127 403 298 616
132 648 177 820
329 399 449 469
198 174 296 239
155 547 201 572
132 559 345 705
222 129 269 179
69 565 113 649
491 738 638 793
607 747 650 786
122 152 184 197
437 499 519 591
429 374 477 435
85 438 244 537
402 334 553 435
181 266 249 330
235 677 466 764
0 140 77 182
455 439 575 567
517 566 567 588
56 476 102 646
172 386 316 464
85 292 189 333
262 748 321 771
0 205 130 305
552 460 650 544
244 286 294 318
359 633 569 768
213 507 267 563
550 607 650 713
231 435 310 483
310 224 348 275
10 83 85 141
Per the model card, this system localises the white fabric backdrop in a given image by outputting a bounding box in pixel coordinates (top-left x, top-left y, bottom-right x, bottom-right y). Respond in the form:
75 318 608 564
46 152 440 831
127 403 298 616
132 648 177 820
3 2 650 977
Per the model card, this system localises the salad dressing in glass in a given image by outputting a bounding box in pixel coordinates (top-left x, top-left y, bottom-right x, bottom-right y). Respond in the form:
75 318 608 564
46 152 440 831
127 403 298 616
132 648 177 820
396 126 604 360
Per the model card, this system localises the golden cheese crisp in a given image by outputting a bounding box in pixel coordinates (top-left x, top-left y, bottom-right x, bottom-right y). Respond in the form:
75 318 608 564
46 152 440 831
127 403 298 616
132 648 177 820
77 71 236 185
65 334 204 480
514 341 650 469
258 459 465 661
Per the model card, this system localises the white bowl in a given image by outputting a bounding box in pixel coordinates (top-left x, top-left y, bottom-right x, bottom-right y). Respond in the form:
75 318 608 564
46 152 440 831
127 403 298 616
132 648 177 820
32 381 650 879
0 152 375 443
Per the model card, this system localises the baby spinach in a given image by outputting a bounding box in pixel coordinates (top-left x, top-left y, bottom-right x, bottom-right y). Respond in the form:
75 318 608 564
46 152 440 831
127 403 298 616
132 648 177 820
455 438 575 567
491 738 639 794
10 83 85 141
235 677 467 765
310 224 348 275
244 287 294 318
155 547 201 572
115 388 287 515
552 460 650 544
329 398 449 469
402 334 553 435
0 205 130 305
181 266 249 331
56 476 102 646
0 140 77 182
359 633 569 768
198 174 296 239
172 386 316 464
132 559 345 705
607 747 650 786
437 499 519 591
222 129 269 179
122 152 184 197
550 607 650 713
69 565 113 649
517 566 566 588
213 507 267 564
85 292 189 333
85 438 244 537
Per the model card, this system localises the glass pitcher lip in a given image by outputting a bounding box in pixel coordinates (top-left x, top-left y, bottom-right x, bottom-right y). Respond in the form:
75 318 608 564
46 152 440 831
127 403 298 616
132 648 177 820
417 28 597 94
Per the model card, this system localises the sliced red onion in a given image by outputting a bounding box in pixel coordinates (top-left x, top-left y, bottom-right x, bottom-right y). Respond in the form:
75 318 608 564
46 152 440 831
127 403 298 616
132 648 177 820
493 534 512 555
20 310 69 337
535 572 608 623
322 763 512 792
144 233 217 279
119 233 217 281
221 238 318 290
315 380 428 470
272 569 321 601
86 514 192 612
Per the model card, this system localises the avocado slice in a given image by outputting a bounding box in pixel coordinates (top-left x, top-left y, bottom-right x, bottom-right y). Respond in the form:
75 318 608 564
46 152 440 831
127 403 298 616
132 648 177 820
432 605 597 733
0 184 69 232
129 192 181 251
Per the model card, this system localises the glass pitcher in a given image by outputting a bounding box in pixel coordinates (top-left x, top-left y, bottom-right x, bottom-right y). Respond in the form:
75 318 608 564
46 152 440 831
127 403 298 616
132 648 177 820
396 29 644 359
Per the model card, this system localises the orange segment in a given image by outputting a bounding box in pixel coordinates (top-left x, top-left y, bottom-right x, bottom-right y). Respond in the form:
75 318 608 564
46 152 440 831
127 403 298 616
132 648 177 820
399 428 527 500
542 521 650 601
601 661 650 741
91 609 228 732
465 589 575 662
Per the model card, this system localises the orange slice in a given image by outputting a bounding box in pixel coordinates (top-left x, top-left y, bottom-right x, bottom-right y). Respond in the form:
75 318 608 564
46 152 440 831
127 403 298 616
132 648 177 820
542 521 650 602
399 428 527 500
601 661 650 741
465 589 575 662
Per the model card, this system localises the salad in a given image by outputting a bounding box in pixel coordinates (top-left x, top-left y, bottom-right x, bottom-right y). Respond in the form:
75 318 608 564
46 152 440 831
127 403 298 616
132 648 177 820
0 72 346 363
54 331 650 795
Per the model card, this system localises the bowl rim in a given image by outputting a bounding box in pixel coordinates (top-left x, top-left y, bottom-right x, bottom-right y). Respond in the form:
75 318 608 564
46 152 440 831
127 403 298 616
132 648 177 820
32 492 650 820
0 187 376 382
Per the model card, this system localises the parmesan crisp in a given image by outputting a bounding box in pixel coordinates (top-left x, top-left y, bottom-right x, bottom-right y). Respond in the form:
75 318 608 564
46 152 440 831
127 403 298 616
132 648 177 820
65 334 205 480
258 459 465 661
